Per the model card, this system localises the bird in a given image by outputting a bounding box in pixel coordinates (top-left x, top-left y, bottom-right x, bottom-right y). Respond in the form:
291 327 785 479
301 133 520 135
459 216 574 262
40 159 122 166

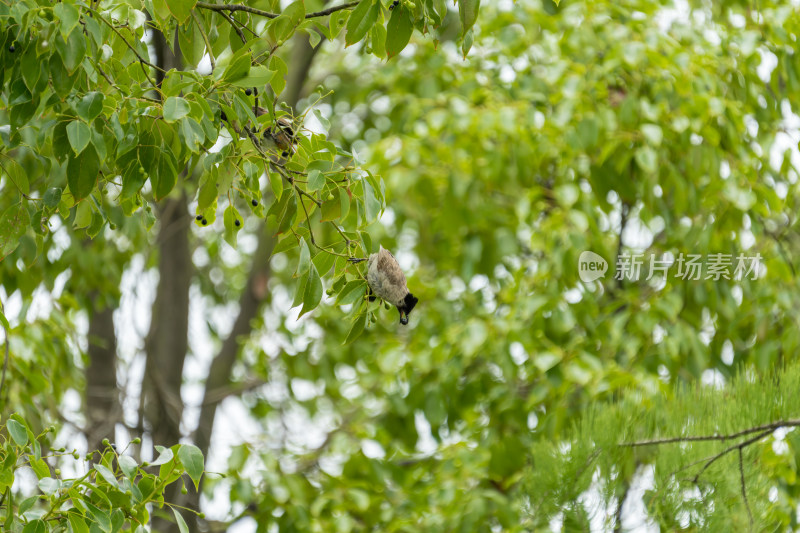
220 107 297 156
262 114 296 156
365 246 418 325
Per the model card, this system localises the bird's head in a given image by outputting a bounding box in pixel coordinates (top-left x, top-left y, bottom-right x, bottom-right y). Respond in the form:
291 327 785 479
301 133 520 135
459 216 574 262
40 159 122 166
398 293 419 325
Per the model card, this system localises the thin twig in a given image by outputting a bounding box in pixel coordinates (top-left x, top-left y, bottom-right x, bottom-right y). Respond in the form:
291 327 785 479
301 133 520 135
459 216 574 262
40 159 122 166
196 1 278 19
738 447 754 527
305 2 360 18
690 429 773 483
86 7 163 87
196 1 359 20
217 9 247 44
621 419 800 447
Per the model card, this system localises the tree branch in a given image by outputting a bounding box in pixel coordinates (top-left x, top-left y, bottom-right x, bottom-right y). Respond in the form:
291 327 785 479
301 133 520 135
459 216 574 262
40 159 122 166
620 419 800 447
196 1 359 20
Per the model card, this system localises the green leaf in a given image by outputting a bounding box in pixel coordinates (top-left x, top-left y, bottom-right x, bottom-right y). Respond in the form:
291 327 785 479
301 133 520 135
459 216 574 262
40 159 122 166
22 519 47 533
272 234 299 255
153 154 178 200
307 169 325 191
320 190 342 221
38 477 60 495
66 120 92 155
269 56 288 95
77 92 104 122
6 419 28 446
299 264 323 317
283 0 305 26
165 0 197 24
149 446 174 466
163 97 191 123
2 160 29 195
30 458 50 479
344 311 367 344
312 249 336 276
346 0 380 47
20 47 41 92
277 194 298 235
178 19 205 67
230 66 275 88
67 145 100 201
94 464 119 488
336 280 367 306
295 237 311 277
223 49 251 83
55 28 87 74
461 28 474 58
73 201 92 229
386 6 414 58
180 117 205 153
68 514 90 533
172 508 189 533
118 455 138 479
85 502 111 533
53 2 81 40
458 0 480 36
223 204 242 247
177 444 204 491
269 171 284 201
0 205 30 261
371 22 387 58
363 179 380 222
43 188 63 209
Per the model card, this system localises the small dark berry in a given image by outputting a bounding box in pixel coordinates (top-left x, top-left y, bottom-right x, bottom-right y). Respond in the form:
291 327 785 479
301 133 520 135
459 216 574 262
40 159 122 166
235 219 241 227
8 45 15 53
282 151 289 157
245 88 252 96
252 199 258 206
202 218 208 225
196 215 203 221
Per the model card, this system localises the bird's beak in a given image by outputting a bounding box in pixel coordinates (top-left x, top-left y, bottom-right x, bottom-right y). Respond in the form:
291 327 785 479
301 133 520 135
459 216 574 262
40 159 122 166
399 312 409 325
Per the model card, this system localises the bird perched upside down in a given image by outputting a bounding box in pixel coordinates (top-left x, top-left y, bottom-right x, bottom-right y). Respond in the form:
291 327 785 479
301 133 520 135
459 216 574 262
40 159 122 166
365 246 418 325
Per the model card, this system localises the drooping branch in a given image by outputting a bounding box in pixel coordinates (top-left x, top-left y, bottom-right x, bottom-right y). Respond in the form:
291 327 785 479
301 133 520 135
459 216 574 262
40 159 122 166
195 1 359 20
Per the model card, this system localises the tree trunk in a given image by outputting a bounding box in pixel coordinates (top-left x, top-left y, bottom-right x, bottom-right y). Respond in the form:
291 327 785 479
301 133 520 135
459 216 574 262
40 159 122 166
85 297 121 454
145 27 319 533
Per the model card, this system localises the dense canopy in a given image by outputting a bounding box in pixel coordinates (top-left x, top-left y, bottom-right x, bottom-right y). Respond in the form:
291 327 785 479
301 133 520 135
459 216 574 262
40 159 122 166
3 0 800 531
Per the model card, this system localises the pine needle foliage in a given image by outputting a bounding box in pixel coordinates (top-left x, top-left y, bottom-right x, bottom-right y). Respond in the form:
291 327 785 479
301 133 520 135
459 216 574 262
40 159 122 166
523 364 800 530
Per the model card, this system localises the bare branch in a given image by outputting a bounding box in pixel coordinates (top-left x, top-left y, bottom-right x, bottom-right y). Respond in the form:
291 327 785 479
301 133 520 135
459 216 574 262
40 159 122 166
305 1 360 18
621 419 800 447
